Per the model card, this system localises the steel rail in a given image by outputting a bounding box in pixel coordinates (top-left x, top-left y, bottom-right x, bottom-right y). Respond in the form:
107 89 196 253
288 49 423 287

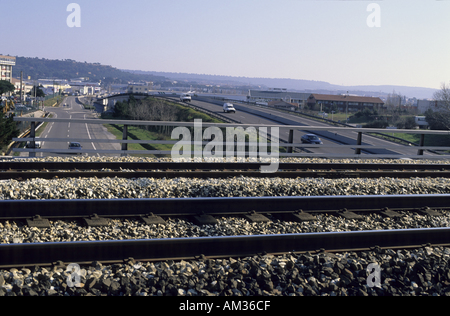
2 161 450 171
0 194 449 219
2 170 450 181
1 228 450 267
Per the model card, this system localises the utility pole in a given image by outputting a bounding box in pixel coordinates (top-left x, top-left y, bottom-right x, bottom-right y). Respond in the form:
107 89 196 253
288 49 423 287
20 71 23 104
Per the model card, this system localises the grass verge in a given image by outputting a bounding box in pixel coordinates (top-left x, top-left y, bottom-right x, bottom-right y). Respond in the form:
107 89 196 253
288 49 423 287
104 124 173 157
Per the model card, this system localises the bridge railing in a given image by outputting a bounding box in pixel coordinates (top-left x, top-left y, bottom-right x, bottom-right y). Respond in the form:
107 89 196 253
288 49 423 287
12 117 450 159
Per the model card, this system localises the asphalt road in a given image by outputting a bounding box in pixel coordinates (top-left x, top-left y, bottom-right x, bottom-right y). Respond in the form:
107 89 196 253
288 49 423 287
183 96 435 158
36 96 120 157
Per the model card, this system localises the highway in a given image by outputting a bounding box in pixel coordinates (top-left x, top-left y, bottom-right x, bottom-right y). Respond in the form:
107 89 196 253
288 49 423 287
27 94 434 159
36 96 120 157
164 96 353 156
182 96 435 158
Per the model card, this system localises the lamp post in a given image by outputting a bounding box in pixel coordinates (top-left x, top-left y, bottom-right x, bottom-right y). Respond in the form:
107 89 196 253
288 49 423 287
345 91 349 123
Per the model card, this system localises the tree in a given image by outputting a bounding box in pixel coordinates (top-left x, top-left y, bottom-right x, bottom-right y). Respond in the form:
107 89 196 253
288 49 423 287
433 82 450 110
425 82 450 130
425 109 450 130
28 85 46 98
395 116 416 129
113 101 129 118
0 111 20 148
0 80 15 95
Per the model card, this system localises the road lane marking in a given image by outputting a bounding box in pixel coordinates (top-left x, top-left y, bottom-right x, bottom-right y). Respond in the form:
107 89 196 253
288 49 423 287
84 114 99 156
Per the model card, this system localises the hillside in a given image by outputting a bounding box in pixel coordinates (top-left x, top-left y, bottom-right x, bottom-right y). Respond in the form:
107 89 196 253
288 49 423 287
12 57 166 84
9 55 437 99
125 70 438 99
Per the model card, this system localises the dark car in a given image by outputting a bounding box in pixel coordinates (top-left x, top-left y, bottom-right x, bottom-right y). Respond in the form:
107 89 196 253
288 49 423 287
68 142 83 154
301 134 323 144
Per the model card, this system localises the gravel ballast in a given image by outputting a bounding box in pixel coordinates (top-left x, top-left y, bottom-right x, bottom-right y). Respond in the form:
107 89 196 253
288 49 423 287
1 246 450 296
2 156 450 296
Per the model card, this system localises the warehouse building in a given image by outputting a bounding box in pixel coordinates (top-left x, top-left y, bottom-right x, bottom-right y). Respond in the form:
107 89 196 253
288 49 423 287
307 94 385 112
247 89 310 105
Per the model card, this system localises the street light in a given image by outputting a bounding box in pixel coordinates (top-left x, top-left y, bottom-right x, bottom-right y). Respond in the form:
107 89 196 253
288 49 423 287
345 91 349 123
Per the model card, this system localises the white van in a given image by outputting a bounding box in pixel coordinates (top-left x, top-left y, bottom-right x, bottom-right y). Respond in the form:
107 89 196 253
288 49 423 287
180 94 191 102
223 103 236 113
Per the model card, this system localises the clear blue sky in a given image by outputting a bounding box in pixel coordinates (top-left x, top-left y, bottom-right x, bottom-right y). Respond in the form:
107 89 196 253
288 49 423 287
1 0 449 89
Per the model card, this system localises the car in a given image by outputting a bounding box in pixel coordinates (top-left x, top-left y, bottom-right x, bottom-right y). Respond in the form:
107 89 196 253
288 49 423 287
223 103 236 113
68 142 83 154
180 94 191 102
26 141 41 149
301 134 323 144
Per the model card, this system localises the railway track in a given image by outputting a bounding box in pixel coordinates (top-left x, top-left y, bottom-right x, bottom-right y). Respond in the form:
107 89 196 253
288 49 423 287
2 160 450 296
1 194 449 268
2 161 450 180
2 228 450 268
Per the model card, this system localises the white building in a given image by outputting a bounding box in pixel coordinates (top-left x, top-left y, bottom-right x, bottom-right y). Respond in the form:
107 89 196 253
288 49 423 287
0 55 16 84
417 100 447 114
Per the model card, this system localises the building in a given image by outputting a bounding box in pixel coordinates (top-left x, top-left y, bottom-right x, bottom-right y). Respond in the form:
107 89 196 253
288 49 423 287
0 55 16 83
307 94 385 112
417 99 448 114
127 82 153 94
247 89 310 106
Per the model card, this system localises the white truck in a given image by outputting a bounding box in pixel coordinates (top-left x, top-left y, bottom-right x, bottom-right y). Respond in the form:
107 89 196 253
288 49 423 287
223 103 236 113
180 94 191 102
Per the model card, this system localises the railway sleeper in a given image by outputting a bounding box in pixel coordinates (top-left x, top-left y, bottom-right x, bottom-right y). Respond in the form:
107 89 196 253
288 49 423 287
26 215 51 228
418 207 443 217
380 207 404 218
337 209 363 220
192 213 218 225
285 210 318 222
83 214 110 227
141 213 166 225
243 211 271 223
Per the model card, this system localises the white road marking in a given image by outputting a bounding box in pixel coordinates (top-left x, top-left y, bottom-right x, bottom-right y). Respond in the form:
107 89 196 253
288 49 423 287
84 114 99 156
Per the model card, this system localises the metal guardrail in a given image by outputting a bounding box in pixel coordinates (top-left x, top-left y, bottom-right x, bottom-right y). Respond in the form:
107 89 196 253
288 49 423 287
12 117 450 159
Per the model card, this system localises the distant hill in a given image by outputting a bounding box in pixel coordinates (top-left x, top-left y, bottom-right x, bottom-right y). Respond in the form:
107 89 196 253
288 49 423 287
125 70 438 99
12 56 166 84
9 55 437 99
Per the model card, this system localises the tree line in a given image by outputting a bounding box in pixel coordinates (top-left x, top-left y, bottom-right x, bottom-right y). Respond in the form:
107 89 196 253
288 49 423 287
108 96 222 135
